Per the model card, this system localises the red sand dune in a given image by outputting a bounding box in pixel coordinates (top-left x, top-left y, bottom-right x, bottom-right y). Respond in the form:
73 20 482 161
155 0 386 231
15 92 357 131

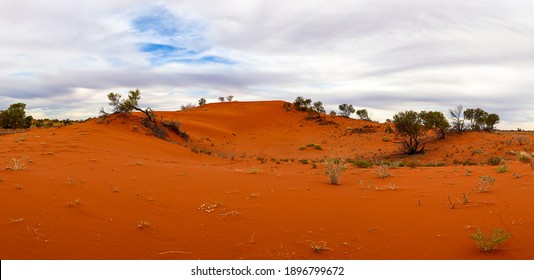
1 100 533 259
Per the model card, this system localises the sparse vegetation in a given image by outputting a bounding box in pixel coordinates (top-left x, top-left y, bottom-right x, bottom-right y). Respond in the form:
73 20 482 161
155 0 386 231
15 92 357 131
487 157 503 166
469 228 511 253
324 158 346 185
138 221 150 229
0 103 33 129
517 151 532 163
496 164 509 173
356 109 370 121
374 165 391 178
375 183 397 191
420 111 450 139
311 241 331 253
7 158 27 171
338 104 355 118
392 110 428 155
102 89 189 142
247 167 262 174
350 159 373 168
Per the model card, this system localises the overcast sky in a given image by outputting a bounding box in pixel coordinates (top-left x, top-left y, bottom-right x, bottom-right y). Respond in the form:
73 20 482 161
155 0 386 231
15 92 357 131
1 0 533 129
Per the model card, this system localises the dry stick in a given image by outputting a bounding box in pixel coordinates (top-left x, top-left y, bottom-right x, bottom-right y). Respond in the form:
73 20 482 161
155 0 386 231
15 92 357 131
250 233 256 244
159 251 191 255
447 195 455 209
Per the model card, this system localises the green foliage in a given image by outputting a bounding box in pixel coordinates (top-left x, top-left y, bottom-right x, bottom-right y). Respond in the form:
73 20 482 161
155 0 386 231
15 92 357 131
350 159 373 168
496 164 509 173
420 111 450 139
464 108 500 131
469 228 511 252
338 104 355 117
198 98 207 106
487 157 503 166
312 101 326 114
392 110 427 155
0 103 33 129
356 109 370 120
107 89 142 114
294 96 312 112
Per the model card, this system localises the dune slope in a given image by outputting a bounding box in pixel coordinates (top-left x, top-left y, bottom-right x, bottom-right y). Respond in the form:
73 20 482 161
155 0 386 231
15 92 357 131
1 101 534 259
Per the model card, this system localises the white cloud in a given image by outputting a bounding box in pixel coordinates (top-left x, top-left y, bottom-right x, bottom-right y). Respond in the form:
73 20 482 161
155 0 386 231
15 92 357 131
1 0 534 129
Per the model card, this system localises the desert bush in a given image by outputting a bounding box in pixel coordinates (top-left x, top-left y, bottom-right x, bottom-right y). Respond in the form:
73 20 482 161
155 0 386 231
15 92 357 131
324 158 346 185
487 157 503 166
469 228 511 253
294 96 312 111
374 165 391 178
338 104 355 117
350 159 373 168
464 108 500 131
161 121 190 141
392 111 428 154
477 176 495 192
405 161 420 168
517 151 532 163
515 136 528 146
496 164 509 173
198 98 207 106
180 103 196 110
356 109 370 120
420 110 450 139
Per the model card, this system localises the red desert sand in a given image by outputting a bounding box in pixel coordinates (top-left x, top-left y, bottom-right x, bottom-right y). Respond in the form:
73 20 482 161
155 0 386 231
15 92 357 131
1 101 533 259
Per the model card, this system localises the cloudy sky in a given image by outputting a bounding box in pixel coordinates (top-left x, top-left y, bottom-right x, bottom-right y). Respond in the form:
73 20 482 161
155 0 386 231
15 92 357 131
1 0 533 129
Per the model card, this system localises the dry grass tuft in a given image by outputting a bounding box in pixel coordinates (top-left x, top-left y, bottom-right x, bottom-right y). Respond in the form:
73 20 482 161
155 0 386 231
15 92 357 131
374 165 391 178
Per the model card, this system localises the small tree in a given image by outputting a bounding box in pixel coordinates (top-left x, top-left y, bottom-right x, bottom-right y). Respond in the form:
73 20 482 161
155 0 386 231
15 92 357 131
0 103 32 129
338 104 355 117
420 111 450 139
392 110 427 155
218 97 225 102
449 105 465 132
294 96 312 111
107 89 155 121
485 113 500 131
312 101 326 114
226 95 234 102
356 109 370 120
198 98 207 106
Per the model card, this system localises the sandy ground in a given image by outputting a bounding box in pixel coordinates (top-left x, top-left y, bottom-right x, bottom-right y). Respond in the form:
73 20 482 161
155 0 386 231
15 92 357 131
1 101 533 259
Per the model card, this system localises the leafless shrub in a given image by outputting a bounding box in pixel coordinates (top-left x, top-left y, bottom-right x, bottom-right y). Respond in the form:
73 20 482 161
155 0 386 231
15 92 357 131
374 165 391 178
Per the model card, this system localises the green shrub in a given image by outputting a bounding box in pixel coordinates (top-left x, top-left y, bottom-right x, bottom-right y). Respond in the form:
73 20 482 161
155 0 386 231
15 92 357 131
517 151 532 163
487 157 503 166
350 159 373 168
469 228 511 252
496 164 509 173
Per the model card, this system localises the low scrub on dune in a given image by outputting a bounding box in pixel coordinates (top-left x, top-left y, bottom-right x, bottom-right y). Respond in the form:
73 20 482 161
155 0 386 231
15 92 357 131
100 89 189 142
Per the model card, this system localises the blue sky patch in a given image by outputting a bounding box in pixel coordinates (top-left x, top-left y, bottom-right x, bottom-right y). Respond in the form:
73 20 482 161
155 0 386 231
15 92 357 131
175 56 234 65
